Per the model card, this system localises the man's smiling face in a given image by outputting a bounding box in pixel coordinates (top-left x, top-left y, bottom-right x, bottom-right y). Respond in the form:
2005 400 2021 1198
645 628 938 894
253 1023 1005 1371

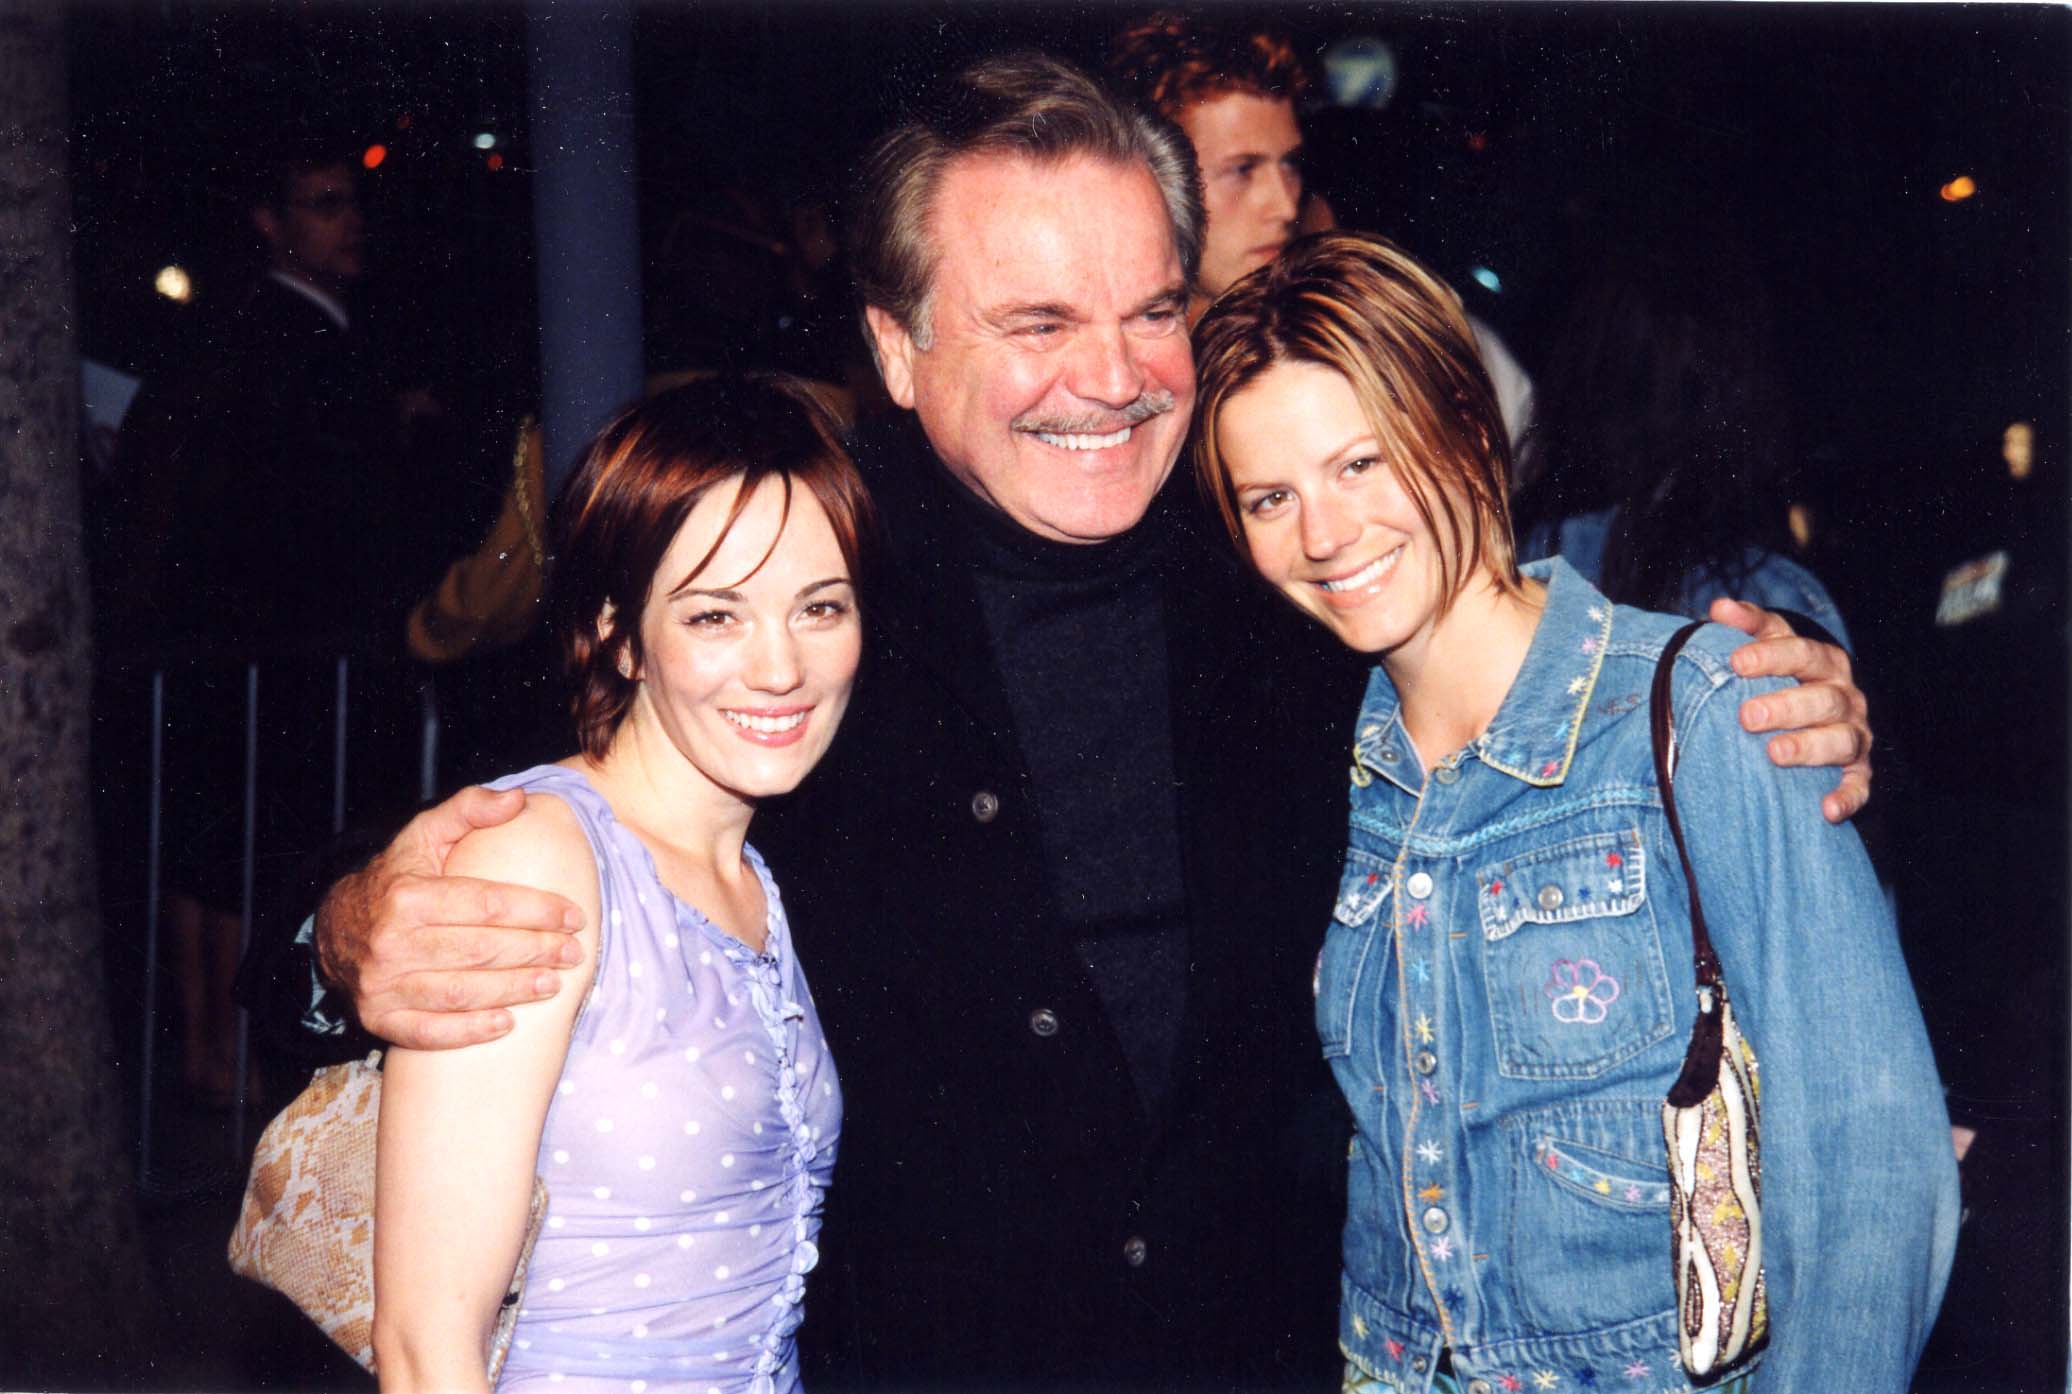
866 151 1195 544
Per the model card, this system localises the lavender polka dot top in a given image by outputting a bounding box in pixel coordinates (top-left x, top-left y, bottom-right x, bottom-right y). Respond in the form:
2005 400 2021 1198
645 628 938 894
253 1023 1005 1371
488 766 840 1394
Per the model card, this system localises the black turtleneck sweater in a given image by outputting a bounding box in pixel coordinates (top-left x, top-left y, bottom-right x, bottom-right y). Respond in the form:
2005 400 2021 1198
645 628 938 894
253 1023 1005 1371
943 474 1191 1117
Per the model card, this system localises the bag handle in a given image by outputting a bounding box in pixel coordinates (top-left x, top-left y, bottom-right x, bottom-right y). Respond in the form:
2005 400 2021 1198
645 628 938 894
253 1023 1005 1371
1651 620 1730 1108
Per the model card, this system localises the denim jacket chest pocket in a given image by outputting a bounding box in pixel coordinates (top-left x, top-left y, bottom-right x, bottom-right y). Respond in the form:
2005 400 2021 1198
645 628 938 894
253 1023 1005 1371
1318 848 1390 1060
1475 828 1674 1080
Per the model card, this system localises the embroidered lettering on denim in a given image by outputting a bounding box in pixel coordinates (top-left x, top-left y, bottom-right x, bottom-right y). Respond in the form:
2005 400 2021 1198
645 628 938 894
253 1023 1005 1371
1545 958 1621 1024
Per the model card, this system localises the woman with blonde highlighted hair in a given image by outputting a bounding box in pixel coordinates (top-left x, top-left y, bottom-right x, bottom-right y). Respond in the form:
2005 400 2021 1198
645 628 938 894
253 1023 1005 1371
1194 232 1956 1393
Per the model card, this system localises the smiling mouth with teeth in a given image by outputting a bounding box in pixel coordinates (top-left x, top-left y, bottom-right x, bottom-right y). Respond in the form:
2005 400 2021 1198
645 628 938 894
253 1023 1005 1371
1028 425 1133 451
722 709 807 735
1318 546 1404 594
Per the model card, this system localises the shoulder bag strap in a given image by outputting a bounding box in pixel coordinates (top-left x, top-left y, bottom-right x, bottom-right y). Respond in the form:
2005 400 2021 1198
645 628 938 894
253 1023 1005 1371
1650 620 1717 991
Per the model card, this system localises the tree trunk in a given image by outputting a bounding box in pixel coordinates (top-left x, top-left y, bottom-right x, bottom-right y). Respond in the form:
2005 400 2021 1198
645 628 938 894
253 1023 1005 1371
0 3 159 1381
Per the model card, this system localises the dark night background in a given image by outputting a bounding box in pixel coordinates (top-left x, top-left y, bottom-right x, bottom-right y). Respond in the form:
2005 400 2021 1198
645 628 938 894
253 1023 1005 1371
60 2 2069 1390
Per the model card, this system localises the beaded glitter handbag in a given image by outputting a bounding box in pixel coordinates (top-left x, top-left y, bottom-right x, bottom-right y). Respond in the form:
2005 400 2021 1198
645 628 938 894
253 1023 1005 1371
1650 622 1768 1384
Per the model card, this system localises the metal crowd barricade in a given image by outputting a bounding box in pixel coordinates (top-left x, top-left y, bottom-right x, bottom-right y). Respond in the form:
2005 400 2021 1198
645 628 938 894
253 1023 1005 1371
128 647 440 1188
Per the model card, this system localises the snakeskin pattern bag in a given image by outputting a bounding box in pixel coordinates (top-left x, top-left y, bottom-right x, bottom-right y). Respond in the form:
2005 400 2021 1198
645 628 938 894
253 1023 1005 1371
1651 623 1768 1383
227 1051 547 1377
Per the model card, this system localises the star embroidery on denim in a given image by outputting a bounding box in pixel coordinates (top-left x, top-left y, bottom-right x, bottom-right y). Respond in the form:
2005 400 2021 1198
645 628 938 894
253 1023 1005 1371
1441 1285 1464 1308
1351 1314 1368 1339
1574 1368 1597 1388
1606 851 1623 868
1622 1360 1650 1379
1414 1012 1434 1043
1533 1370 1560 1389
1384 1337 1405 1361
1566 675 1587 695
1498 1378 1523 1394
1623 1184 1643 1202
1487 879 1504 895
1427 1234 1455 1262
1405 903 1431 927
1410 958 1431 984
1592 1177 1612 1196
1420 1078 1440 1104
1416 1139 1442 1164
1587 605 1605 622
1417 1182 1445 1203
1540 757 1562 777
1580 635 1600 654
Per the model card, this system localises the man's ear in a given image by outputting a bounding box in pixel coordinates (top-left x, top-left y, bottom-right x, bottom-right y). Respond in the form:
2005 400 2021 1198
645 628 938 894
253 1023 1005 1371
863 305 918 410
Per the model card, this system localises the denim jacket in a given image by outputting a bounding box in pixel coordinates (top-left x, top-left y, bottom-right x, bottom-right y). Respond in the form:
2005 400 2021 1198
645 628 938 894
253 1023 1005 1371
1322 559 1955 1394
1521 507 1853 653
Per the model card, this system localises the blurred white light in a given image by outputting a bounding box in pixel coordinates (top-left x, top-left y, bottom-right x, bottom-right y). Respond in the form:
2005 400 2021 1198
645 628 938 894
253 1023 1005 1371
473 131 498 150
1469 266 1502 294
154 265 193 303
1323 37 1397 111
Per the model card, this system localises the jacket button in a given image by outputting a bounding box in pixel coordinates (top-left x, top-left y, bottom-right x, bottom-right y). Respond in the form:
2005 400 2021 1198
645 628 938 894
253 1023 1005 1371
971 790 1001 823
1404 871 1433 899
1121 1235 1148 1267
1468 1381 1494 1394
1378 746 1399 763
1536 883 1564 911
1433 763 1460 784
1411 1354 1431 1374
1028 1007 1060 1038
1413 1050 1437 1075
1420 1206 1448 1235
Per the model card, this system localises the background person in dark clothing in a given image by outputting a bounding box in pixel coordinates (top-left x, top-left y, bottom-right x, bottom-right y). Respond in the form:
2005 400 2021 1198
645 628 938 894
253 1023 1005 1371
103 135 446 1106
288 54 1871 1392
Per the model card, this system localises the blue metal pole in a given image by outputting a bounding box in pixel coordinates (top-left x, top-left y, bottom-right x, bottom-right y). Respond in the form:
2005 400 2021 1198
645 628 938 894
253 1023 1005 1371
527 0 644 502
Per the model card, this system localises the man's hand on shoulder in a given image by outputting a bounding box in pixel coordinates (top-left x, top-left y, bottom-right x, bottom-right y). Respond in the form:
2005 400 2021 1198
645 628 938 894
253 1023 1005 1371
1708 597 1872 825
315 785 587 1050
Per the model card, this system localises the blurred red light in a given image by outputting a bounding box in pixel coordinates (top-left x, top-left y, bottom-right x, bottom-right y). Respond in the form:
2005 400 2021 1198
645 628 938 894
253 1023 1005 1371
362 144 388 170
486 152 505 172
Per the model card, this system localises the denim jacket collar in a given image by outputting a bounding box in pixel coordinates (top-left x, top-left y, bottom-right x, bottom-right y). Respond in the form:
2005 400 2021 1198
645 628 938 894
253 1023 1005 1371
1353 558 1611 795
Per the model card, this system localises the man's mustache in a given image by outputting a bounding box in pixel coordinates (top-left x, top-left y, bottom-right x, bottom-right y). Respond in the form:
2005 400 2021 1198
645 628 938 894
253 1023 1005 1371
1012 389 1177 437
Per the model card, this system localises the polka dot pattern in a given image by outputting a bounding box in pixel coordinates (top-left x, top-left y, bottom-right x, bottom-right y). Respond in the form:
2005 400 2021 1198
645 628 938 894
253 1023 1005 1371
483 766 840 1394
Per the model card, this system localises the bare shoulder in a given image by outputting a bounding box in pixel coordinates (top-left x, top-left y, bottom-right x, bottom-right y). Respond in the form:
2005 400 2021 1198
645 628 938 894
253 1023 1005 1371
446 791 599 923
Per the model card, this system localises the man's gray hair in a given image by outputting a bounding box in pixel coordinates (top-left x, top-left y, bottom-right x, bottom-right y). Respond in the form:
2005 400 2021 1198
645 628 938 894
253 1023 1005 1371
850 50 1204 352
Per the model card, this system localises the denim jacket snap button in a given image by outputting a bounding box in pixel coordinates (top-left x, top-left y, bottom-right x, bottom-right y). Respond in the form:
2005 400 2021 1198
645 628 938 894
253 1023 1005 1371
1411 1354 1431 1374
1378 746 1399 763
1433 764 1460 785
1121 1235 1148 1267
971 790 1001 823
1467 1381 1493 1394
1405 871 1434 900
1028 1007 1060 1038
1414 1050 1437 1075
1536 883 1564 911
1420 1206 1449 1234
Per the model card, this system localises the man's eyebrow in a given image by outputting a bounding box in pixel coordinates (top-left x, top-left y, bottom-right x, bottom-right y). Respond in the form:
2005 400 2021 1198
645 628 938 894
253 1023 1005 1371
984 300 1079 326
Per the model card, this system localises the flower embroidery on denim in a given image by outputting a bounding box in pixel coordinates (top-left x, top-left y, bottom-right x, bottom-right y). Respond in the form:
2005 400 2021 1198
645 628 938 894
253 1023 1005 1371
1498 1378 1523 1393
1409 958 1431 984
1533 1371 1560 1390
1414 1012 1434 1043
1623 1359 1651 1379
1429 1235 1455 1261
1544 958 1621 1025
1416 1139 1442 1164
1420 1078 1441 1104
1384 1337 1404 1361
1405 904 1430 928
